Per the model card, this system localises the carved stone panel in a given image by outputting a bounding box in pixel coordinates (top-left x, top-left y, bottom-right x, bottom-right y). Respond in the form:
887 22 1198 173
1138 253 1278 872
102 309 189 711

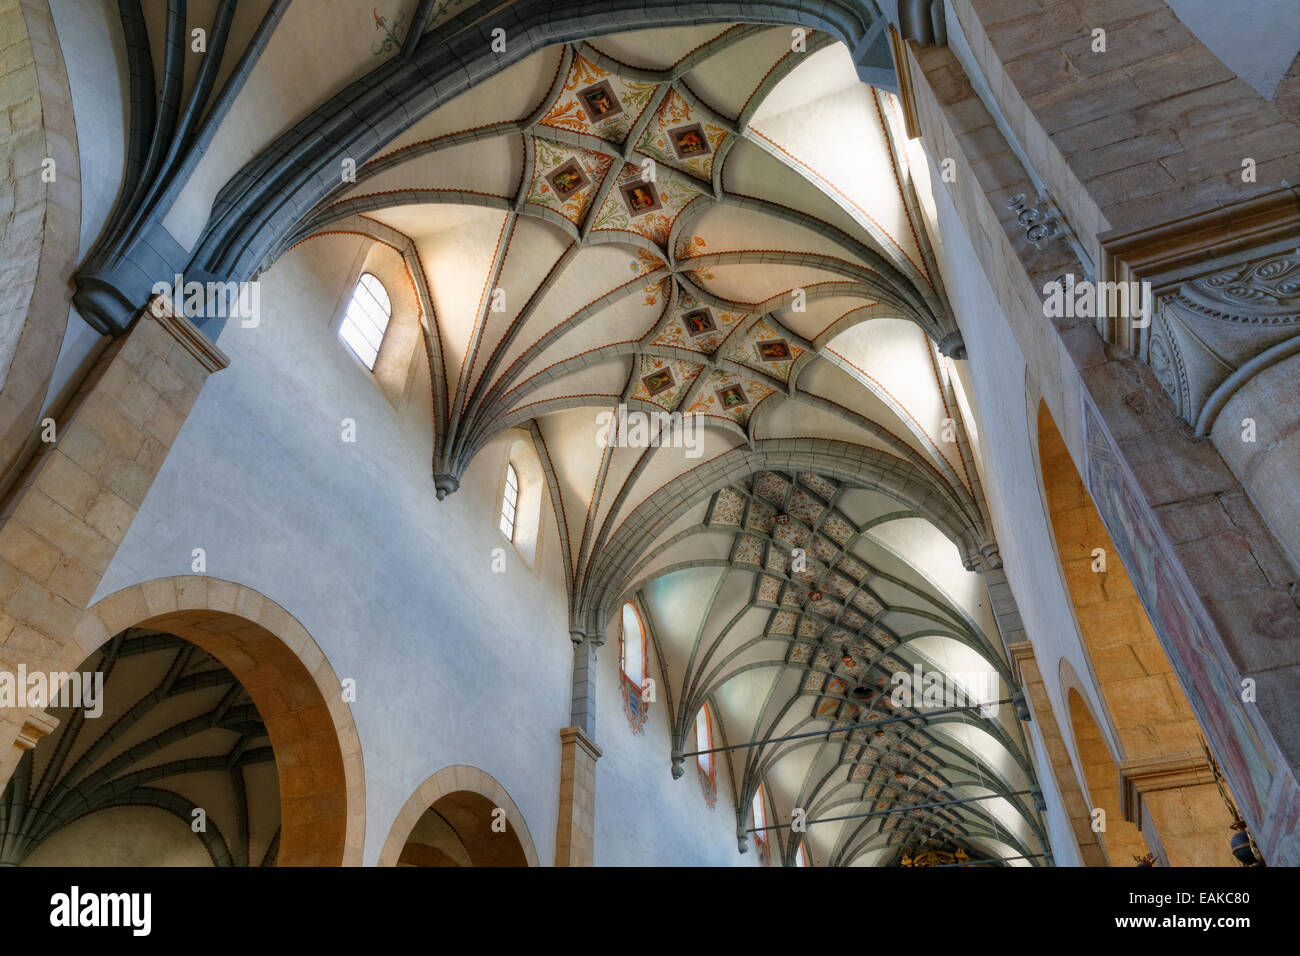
1148 250 1300 434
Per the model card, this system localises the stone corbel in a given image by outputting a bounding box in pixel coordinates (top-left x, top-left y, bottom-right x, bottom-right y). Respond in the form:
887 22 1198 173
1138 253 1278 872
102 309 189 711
1118 750 1216 830
16 710 59 751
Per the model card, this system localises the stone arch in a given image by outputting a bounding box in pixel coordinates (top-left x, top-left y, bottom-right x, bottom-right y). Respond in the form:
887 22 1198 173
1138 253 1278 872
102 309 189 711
378 765 540 867
71 576 365 866
1035 401 1237 865
0 0 83 484
1064 686 1149 866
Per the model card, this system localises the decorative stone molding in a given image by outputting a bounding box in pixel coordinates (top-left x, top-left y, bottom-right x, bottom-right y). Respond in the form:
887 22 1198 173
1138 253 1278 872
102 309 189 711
1097 188 1300 358
898 0 948 47
1147 251 1300 434
1118 750 1216 829
146 295 232 374
1005 640 1034 687
888 25 922 141
938 330 967 360
15 710 58 751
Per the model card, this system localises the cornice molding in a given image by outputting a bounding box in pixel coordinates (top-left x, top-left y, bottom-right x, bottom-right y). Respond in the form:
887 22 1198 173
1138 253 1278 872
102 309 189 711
16 710 59 751
1005 640 1035 686
1118 750 1216 826
888 26 922 141
1097 187 1300 354
147 295 232 373
560 724 603 763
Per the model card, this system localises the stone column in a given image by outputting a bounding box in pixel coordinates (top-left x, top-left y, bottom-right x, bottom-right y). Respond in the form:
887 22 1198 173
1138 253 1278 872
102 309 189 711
554 724 600 866
568 628 598 738
1118 751 1238 868
1007 641 1107 866
552 627 602 865
0 298 228 785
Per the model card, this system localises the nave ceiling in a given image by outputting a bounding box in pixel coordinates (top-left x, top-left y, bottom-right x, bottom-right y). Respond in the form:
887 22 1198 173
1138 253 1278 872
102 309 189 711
77 4 1049 866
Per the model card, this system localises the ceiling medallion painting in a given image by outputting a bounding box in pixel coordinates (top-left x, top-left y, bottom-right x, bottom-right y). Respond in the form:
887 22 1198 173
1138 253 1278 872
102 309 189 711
631 355 703 410
541 54 657 143
545 158 591 200
636 88 727 181
755 339 792 362
683 308 716 337
620 178 663 217
651 292 748 353
525 139 612 223
716 382 750 409
669 123 710 159
590 163 704 241
641 367 675 396
578 80 623 122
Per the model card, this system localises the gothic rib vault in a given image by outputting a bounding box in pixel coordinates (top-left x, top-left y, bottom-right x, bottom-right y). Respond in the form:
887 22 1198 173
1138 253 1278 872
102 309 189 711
254 25 1044 866
56 4 1050 867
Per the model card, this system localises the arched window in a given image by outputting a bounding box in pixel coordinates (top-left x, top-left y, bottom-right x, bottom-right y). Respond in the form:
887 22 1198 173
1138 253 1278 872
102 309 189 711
695 705 716 807
796 842 810 867
619 601 648 734
499 463 519 541
620 602 644 689
338 272 392 370
751 787 771 865
496 435 544 567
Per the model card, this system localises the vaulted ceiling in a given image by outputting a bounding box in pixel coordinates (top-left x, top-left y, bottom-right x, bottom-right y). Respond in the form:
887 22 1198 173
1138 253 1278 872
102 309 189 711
1 629 280 866
69 1 1047 866
267 21 1042 866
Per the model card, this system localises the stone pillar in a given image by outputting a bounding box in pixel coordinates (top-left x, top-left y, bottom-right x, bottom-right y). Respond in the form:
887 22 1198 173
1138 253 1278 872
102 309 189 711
1007 641 1107 866
1118 751 1239 868
970 555 1027 652
568 629 598 738
554 725 600 866
0 299 228 784
554 627 602 864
